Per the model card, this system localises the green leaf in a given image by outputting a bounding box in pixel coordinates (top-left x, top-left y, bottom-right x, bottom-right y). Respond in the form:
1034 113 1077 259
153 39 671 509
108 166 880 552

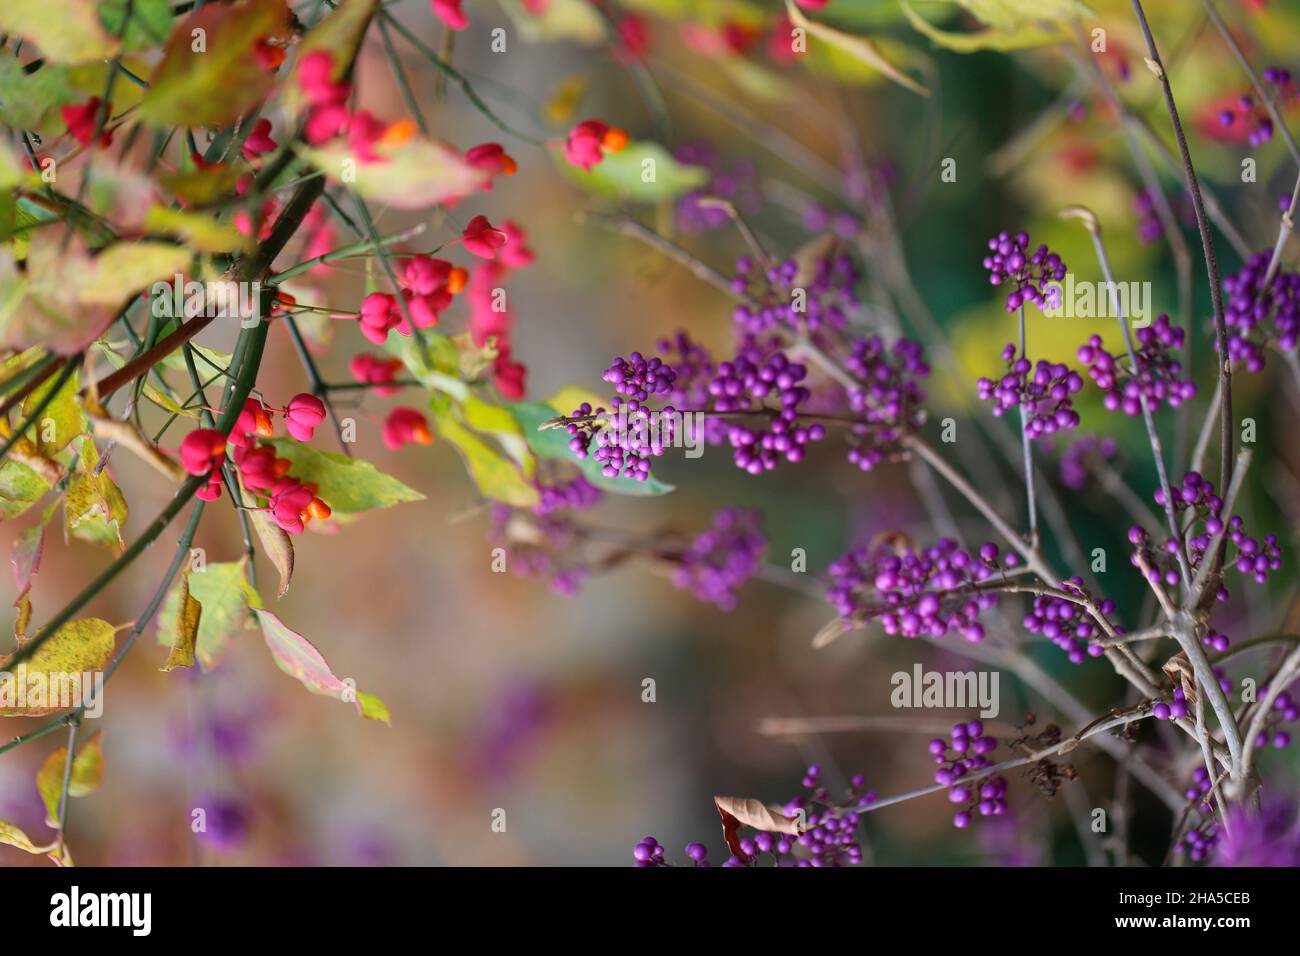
784 0 928 96
384 330 466 400
0 57 73 129
99 0 174 51
156 559 258 670
138 0 290 127
298 138 487 210
254 610 390 723
0 0 121 64
556 140 708 203
900 0 1080 53
463 395 534 475
0 618 116 717
21 363 83 456
507 400 675 496
36 729 104 826
961 0 1092 30
144 206 251 255
160 569 200 672
0 458 53 522
355 692 390 723
432 409 540 508
265 439 424 514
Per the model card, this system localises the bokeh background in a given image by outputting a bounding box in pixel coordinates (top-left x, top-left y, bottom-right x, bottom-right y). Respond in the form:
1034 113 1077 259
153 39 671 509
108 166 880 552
3 0 1300 866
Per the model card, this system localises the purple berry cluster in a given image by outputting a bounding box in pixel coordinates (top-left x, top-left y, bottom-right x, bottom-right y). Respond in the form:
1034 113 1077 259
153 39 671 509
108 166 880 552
603 351 678 402
730 252 859 335
1183 820 1221 863
670 508 767 612
1129 472 1282 597
928 722 1006 828
825 537 1012 641
772 767 872 867
654 331 729 447
1152 686 1189 722
632 836 671 867
1023 577 1112 664
1217 69 1293 148
1221 250 1300 373
1251 682 1299 751
709 346 826 473
977 344 1083 438
1058 434 1118 490
635 765 875 868
486 504 588 597
981 230 1067 312
1076 315 1196 415
564 349 685 483
1202 629 1231 653
534 474 602 515
1133 189 1163 244
843 335 930 471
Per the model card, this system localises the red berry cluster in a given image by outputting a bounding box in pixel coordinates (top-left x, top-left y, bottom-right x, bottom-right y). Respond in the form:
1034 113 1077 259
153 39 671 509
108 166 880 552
178 395 331 534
